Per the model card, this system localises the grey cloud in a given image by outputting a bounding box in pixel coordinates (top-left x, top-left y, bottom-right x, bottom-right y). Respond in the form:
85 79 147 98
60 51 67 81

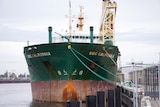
115 31 160 46
0 27 47 43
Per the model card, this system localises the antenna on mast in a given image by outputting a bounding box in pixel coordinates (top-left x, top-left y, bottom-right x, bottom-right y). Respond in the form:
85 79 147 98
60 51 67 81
68 0 73 41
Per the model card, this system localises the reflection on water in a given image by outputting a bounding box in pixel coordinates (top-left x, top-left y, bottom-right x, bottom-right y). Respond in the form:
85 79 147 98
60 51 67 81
30 101 86 107
30 101 66 107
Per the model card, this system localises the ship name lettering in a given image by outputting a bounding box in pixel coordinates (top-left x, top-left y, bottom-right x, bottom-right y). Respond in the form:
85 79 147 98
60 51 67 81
27 52 51 58
89 52 98 56
98 52 114 58
89 51 114 58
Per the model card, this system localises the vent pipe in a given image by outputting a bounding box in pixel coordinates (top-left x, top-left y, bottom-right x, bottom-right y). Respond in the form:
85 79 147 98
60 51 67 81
48 26 52 43
90 26 94 43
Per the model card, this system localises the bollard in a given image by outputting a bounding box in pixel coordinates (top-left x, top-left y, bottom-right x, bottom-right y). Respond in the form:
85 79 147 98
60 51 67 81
115 86 121 107
108 90 114 107
66 101 80 107
86 95 96 107
97 91 105 107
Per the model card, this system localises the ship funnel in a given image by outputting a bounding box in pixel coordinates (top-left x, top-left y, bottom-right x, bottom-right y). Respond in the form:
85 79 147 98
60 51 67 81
48 26 52 43
90 26 94 43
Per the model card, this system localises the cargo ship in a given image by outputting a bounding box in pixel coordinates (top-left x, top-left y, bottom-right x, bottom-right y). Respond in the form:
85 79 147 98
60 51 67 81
24 0 118 102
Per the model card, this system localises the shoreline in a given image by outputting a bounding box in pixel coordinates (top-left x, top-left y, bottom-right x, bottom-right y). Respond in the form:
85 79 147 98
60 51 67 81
0 80 30 84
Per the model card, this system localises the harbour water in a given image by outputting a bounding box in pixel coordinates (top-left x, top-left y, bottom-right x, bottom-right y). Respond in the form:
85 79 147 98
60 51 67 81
0 83 85 107
0 83 32 107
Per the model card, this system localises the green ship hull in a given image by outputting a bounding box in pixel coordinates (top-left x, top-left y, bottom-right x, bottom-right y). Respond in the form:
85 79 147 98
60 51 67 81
24 42 118 102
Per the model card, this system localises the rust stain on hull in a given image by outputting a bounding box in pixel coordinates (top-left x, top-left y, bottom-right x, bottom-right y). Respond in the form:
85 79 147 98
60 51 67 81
62 79 78 101
31 80 116 102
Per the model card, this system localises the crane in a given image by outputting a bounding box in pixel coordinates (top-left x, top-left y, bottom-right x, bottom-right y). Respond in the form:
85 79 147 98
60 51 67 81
100 0 117 45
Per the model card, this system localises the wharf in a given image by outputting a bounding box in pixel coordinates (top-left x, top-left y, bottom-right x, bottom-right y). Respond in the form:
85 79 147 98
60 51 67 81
151 99 159 107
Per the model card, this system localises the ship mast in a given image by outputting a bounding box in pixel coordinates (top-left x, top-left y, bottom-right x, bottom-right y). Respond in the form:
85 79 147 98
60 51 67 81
100 0 117 45
77 6 84 31
68 0 73 42
67 0 84 41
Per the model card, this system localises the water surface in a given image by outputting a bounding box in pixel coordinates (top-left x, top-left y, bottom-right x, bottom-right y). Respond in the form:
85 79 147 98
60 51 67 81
0 83 86 107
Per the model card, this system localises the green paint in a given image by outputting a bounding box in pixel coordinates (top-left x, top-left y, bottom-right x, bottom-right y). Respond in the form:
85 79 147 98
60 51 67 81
24 43 118 82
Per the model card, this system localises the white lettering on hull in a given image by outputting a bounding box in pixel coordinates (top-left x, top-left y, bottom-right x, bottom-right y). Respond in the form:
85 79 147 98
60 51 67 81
57 69 84 76
89 51 114 58
27 52 51 58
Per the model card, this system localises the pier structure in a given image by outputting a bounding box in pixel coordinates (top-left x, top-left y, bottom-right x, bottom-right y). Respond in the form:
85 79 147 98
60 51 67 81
119 64 160 107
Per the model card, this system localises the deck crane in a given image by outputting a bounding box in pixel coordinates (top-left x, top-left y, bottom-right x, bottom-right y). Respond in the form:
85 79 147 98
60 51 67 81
100 0 117 45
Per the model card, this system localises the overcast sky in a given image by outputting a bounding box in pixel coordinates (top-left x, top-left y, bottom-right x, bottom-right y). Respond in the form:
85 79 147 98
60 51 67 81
0 0 160 74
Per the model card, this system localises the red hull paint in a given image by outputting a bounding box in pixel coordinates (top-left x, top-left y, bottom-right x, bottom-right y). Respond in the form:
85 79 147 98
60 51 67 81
31 80 116 102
